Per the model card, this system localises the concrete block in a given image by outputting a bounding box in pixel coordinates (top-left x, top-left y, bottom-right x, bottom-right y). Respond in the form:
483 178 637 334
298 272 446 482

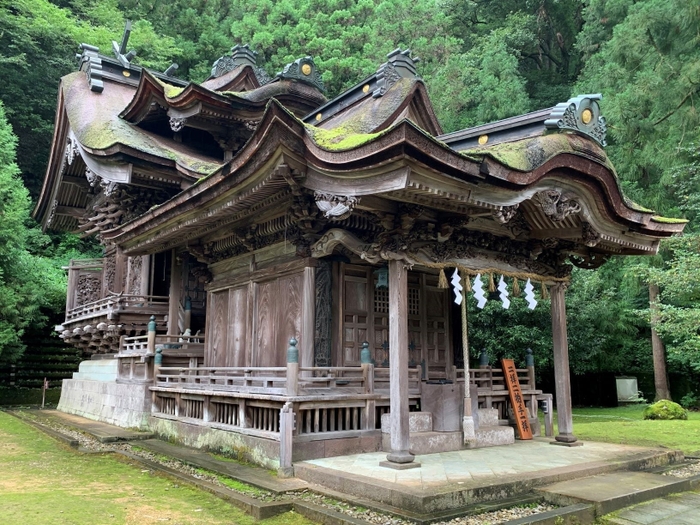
381 412 433 433
475 426 515 447
382 431 463 454
476 408 499 427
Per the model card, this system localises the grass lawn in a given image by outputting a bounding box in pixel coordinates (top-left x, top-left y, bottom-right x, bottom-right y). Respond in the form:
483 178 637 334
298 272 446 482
0 411 313 525
557 406 700 455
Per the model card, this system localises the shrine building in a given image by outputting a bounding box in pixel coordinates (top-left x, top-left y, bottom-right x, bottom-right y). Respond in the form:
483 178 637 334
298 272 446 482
34 33 686 473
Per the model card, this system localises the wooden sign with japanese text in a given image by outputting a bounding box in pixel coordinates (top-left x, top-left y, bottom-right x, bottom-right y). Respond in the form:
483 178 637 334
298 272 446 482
501 358 533 440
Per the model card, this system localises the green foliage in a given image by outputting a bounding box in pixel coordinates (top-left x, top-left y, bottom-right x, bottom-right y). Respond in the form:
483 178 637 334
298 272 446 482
0 0 179 198
679 391 699 410
575 0 700 215
429 13 534 131
642 399 688 420
0 101 68 363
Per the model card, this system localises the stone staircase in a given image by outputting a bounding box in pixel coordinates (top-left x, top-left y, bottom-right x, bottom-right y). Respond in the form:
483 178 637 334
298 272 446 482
380 408 514 453
472 407 515 448
381 412 462 454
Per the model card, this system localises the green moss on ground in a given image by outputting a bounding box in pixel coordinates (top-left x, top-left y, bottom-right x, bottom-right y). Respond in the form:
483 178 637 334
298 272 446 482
0 411 314 525
643 400 688 420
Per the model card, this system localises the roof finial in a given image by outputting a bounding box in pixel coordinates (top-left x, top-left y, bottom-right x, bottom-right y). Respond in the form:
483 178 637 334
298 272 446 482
276 56 325 92
210 44 271 84
544 94 607 147
112 20 137 67
373 49 419 98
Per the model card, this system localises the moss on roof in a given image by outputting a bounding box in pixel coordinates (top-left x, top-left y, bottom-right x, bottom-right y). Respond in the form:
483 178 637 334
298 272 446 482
62 72 221 176
651 215 689 224
304 123 381 151
153 76 185 98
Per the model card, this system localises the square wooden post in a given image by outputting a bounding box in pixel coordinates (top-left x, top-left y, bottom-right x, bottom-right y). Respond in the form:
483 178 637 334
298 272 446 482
382 260 418 468
167 249 182 336
550 283 580 446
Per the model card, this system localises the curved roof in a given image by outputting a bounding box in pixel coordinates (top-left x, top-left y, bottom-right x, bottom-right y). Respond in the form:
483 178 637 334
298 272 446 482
103 98 685 264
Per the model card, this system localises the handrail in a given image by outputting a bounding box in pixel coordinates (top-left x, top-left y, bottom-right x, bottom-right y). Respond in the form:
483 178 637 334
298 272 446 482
66 294 170 322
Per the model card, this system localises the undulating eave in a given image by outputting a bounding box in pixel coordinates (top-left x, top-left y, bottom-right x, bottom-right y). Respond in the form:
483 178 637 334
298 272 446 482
102 101 308 246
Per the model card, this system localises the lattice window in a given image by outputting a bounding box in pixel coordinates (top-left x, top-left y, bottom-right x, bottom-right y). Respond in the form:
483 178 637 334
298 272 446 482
374 287 389 314
408 287 420 316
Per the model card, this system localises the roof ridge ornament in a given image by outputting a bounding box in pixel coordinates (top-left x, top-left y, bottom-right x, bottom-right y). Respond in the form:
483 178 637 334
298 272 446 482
210 44 271 85
276 56 325 92
76 44 104 93
112 20 137 67
373 48 420 98
544 94 607 146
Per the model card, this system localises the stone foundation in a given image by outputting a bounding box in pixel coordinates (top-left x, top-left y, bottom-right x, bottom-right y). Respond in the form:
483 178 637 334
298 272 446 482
149 416 281 470
57 378 151 429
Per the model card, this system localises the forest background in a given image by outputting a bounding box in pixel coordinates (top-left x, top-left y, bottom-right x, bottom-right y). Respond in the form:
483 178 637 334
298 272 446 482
1 0 699 405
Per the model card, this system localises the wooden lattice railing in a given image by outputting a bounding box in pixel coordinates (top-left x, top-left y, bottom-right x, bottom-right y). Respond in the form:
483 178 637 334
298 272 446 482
65 294 169 323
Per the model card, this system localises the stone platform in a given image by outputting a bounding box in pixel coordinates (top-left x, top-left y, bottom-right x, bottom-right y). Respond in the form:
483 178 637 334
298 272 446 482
294 438 684 514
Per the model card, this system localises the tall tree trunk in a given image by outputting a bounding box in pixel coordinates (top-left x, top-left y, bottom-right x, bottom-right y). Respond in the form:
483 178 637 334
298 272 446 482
649 283 671 401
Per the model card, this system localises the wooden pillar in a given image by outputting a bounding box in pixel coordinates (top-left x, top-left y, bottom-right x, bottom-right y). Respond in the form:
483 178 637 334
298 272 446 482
300 266 315 370
384 260 416 466
550 283 579 445
278 402 295 477
167 250 182 336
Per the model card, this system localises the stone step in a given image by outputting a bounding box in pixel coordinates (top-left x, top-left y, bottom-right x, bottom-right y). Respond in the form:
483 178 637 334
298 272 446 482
474 425 515 448
476 407 499 427
382 430 463 455
380 411 432 433
537 470 699 516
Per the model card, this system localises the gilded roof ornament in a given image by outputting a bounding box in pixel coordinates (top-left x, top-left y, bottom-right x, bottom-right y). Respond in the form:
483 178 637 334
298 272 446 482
276 56 325 92
544 94 607 146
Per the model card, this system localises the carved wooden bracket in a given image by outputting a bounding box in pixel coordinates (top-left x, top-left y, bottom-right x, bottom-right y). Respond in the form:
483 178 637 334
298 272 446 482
533 190 581 222
314 192 359 220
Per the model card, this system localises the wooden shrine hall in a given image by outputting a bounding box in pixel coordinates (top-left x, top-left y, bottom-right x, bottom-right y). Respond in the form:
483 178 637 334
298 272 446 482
34 32 686 472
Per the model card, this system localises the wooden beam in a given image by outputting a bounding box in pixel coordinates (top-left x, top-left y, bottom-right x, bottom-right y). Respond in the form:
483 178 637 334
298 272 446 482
530 227 581 240
55 205 85 218
62 175 89 187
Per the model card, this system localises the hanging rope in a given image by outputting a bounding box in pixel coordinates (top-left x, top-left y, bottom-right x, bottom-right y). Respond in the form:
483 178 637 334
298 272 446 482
461 282 471 407
419 261 569 286
512 277 521 297
437 268 449 289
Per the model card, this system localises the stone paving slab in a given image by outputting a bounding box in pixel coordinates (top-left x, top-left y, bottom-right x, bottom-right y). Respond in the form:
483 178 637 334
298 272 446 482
135 439 308 494
538 471 692 515
295 439 683 513
608 491 700 524
32 409 154 442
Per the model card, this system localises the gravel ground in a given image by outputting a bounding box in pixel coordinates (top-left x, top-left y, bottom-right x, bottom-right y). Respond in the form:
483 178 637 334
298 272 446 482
662 460 700 478
15 411 557 524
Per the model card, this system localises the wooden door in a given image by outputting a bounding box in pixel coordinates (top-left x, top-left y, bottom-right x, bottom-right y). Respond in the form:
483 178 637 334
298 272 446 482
337 265 451 374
